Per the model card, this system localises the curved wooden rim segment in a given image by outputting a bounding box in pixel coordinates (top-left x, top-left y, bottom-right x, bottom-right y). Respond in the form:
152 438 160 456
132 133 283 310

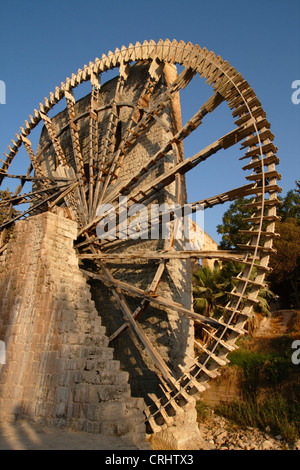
0 39 281 433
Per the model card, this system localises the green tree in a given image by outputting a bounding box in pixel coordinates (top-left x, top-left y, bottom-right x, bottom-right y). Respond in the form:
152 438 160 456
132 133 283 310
192 263 226 317
216 181 300 309
193 261 274 319
277 180 300 224
269 218 300 308
216 197 255 250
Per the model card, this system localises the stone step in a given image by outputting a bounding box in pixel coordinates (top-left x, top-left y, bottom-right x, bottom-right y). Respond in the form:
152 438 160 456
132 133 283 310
83 348 114 361
82 369 129 385
96 383 131 402
85 358 121 372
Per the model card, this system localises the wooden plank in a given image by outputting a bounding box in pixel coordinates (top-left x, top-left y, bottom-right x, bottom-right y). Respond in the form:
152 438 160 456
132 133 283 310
97 261 178 389
148 393 174 425
177 366 207 393
239 142 277 160
40 112 68 166
78 123 260 238
0 183 71 229
242 154 279 171
80 268 223 329
143 407 162 433
245 170 281 182
78 250 246 261
21 134 48 181
237 243 276 253
64 89 89 224
194 340 229 366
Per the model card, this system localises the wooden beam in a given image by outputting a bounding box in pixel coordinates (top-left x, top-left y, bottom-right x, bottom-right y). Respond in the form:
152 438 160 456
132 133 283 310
40 111 68 167
91 64 130 216
78 249 246 261
64 89 88 224
95 261 178 389
80 268 222 328
20 134 48 182
0 183 71 229
77 123 256 238
88 74 101 216
101 91 225 207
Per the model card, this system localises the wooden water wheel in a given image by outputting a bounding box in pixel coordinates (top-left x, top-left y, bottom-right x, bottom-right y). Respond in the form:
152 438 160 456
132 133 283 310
0 40 281 433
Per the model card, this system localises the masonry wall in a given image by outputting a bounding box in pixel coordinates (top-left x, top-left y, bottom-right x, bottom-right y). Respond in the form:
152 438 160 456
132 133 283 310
37 62 195 404
0 211 146 445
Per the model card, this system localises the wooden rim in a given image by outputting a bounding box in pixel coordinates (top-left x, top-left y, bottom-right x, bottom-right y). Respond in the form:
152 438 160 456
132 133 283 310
0 39 281 432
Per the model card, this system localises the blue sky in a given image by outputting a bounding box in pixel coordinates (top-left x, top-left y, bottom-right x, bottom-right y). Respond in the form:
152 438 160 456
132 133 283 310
0 0 299 242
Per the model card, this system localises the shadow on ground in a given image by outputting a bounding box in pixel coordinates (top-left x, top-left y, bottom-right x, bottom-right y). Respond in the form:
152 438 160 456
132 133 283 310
0 420 140 450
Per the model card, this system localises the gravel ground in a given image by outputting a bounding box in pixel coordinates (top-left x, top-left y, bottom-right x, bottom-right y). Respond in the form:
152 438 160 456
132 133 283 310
1 415 299 451
199 412 300 450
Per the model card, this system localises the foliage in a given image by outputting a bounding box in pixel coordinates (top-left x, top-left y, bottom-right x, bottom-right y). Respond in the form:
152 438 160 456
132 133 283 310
195 400 210 423
228 346 298 393
215 394 299 442
192 263 227 317
216 197 254 250
192 261 275 318
269 218 300 308
212 335 300 442
273 219 300 282
216 181 300 309
277 180 300 224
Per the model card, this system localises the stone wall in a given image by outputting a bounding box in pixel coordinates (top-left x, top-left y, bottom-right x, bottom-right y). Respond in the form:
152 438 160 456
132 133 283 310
0 210 146 446
37 62 195 404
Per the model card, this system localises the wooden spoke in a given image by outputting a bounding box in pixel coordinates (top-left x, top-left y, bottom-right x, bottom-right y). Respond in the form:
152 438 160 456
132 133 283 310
20 134 48 183
91 62 131 215
40 111 68 167
100 90 225 208
77 122 263 239
0 171 72 183
81 268 223 329
96 64 196 207
78 250 247 262
109 122 260 205
0 184 71 207
64 88 89 224
0 183 72 229
96 59 165 205
0 40 281 433
88 72 101 216
116 65 197 156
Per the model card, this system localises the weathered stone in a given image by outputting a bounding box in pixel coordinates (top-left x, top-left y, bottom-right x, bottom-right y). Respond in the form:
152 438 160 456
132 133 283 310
0 211 146 447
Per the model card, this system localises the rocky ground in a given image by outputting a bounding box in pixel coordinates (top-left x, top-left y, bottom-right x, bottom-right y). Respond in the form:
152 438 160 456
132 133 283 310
199 412 300 450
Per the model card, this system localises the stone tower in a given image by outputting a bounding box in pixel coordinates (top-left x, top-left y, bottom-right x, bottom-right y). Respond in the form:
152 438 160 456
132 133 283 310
0 62 201 449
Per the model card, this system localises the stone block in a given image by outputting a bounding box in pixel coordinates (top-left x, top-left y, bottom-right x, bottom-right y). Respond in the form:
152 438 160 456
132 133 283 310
97 384 131 402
